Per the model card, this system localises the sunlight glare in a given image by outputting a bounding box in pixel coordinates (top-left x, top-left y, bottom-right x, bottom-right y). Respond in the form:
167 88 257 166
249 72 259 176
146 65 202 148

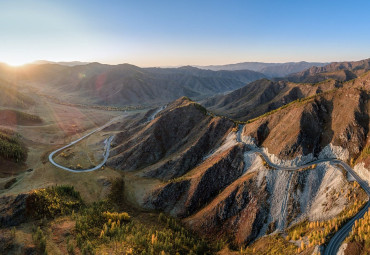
4 57 33 67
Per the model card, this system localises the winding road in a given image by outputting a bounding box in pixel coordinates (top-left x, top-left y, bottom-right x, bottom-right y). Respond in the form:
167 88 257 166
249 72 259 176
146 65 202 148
236 125 370 255
48 118 118 173
49 105 167 173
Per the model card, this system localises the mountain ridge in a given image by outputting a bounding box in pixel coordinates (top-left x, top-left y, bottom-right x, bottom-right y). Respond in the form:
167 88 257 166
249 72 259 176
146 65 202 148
197 61 328 77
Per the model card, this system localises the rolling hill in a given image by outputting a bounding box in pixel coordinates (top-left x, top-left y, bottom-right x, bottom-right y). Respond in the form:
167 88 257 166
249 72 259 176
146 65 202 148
0 63 266 107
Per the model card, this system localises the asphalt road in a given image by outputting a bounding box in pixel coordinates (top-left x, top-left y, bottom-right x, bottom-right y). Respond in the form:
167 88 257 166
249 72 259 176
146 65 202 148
237 125 370 255
48 117 118 172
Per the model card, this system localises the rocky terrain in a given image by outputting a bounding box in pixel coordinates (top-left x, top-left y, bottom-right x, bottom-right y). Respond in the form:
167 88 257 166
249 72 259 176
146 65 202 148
108 97 235 180
104 70 370 247
285 58 370 83
202 78 340 121
240 74 370 183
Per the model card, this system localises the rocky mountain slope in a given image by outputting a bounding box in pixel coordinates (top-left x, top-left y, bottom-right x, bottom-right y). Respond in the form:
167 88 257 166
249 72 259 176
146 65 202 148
107 97 235 180
202 59 370 122
104 72 370 247
240 74 370 164
202 78 341 121
0 63 265 107
286 58 370 83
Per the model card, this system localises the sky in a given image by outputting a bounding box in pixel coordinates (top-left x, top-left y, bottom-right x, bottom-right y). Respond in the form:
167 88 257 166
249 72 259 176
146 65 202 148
0 0 370 67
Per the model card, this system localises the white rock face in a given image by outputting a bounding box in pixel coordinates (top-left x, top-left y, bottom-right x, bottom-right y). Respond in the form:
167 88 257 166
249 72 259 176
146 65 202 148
311 245 323 255
241 135 257 148
337 243 347 255
262 147 315 167
203 131 238 161
308 163 349 221
250 161 349 234
239 134 352 168
242 151 259 175
354 162 370 186
318 144 349 161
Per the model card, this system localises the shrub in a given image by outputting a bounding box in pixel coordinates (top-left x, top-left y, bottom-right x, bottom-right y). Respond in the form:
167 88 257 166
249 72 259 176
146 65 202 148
0 130 27 162
107 178 125 205
33 227 47 254
26 185 83 219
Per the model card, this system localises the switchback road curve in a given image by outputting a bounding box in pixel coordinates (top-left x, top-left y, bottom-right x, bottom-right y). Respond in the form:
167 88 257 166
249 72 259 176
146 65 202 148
237 125 370 255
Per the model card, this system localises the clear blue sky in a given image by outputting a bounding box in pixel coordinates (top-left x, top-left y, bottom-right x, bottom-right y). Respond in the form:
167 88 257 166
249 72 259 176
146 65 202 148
0 0 369 66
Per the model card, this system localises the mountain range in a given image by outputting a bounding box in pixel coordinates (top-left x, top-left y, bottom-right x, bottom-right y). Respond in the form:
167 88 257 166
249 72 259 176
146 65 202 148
0 63 266 107
197 61 328 77
0 57 370 254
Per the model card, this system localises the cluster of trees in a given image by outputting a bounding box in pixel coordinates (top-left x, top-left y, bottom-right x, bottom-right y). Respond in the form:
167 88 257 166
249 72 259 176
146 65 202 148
75 202 218 255
20 182 223 254
26 185 83 219
345 208 370 252
11 109 42 122
0 130 27 162
286 195 367 253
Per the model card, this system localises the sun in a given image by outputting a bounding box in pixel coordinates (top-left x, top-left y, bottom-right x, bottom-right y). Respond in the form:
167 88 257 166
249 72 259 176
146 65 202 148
4 57 33 67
